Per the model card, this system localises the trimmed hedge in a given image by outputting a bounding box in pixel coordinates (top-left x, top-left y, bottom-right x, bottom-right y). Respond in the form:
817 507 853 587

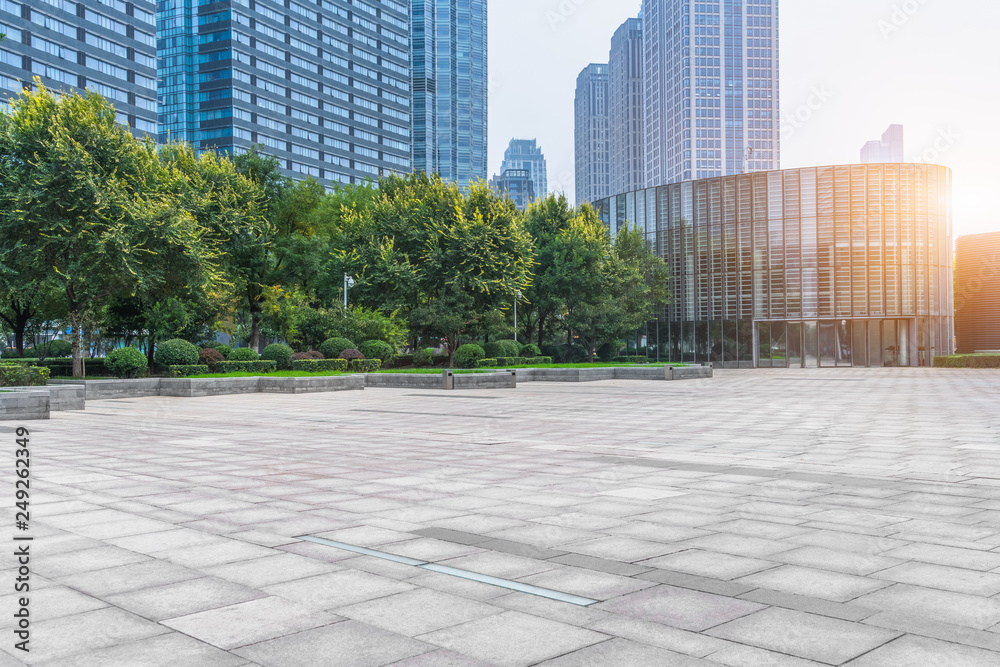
213 360 277 374
47 339 73 358
533 356 553 365
291 350 324 361
168 365 210 378
0 365 50 387
495 357 525 367
520 343 541 358
105 348 148 379
228 347 259 361
291 359 348 372
350 359 382 372
455 344 485 369
613 356 652 364
483 340 519 359
477 358 498 368
155 339 200 367
339 348 365 361
199 347 225 371
262 344 294 370
390 354 414 368
320 337 356 360
213 344 233 358
37 358 114 377
934 355 1000 369
359 340 395 364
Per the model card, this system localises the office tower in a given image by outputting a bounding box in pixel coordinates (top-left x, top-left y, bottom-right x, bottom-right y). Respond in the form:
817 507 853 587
500 139 547 201
490 168 535 211
158 0 413 186
595 164 954 368
574 63 610 206
411 0 487 186
609 17 644 194
955 232 1000 354
642 0 779 185
860 124 904 163
0 0 158 136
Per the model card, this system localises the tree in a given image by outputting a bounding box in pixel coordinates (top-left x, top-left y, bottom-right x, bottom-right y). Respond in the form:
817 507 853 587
0 84 204 376
562 213 670 362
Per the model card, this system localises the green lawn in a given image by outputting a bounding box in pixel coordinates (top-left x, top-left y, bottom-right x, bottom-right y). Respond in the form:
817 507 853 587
186 370 349 379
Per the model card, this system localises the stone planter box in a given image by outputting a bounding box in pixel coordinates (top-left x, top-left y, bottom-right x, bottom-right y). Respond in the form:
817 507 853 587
52 375 365 400
499 365 713 382
0 391 50 421
365 371 517 390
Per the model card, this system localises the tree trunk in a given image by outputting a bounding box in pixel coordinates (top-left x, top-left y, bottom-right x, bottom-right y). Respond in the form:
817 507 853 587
69 311 83 378
536 311 548 348
249 310 262 353
1 301 32 355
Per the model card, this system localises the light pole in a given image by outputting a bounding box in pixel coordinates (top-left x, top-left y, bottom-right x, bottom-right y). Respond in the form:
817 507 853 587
343 274 355 314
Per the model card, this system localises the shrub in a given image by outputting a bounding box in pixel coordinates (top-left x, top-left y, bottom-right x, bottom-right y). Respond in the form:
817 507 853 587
154 339 200 367
291 358 348 372
391 354 414 368
350 358 382 372
198 347 224 371
496 357 527 367
0 365 50 387
213 344 233 359
455 343 485 369
477 358 497 368
534 356 553 365
482 342 504 359
320 337 356 360
213 360 277 374
520 343 541 358
1 347 20 359
597 343 617 362
339 348 365 361
35 358 114 378
614 356 651 364
488 340 520 358
228 347 259 361
935 354 1000 369
359 340 395 364
413 348 433 367
47 340 73 358
106 347 148 379
168 365 210 377
291 350 324 361
262 344 294 370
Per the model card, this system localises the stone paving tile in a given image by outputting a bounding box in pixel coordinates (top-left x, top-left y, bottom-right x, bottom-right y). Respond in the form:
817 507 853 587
640 550 778 580
337 588 502 637
0 586 107 628
262 569 415 610
736 565 891 603
106 576 267 622
584 615 728 658
854 584 1000 630
706 643 827 666
234 620 433 667
536 637 712 665
33 632 251 667
203 552 342 588
517 564 656 600
845 635 1000 666
871 561 1000 596
562 535 684 562
416 610 608 667
163 596 341 649
770 545 903 576
596 585 764 632
706 607 901 664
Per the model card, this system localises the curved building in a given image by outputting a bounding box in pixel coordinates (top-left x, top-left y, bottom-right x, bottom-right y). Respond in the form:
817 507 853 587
594 164 954 368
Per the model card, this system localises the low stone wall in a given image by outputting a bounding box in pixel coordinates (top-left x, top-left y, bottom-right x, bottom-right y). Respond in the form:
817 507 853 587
364 372 517 390
50 378 162 400
0 391 49 421
502 365 712 383
1 385 85 411
52 376 366 400
259 375 365 394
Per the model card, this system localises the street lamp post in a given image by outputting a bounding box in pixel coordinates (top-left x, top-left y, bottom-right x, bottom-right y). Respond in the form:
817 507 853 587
343 274 355 314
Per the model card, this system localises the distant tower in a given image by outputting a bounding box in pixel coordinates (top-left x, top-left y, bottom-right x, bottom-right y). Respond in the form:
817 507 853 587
500 139 547 200
575 64 611 206
861 124 904 163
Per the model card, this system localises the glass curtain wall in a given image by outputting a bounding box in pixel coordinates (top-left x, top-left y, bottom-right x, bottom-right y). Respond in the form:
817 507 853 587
595 164 954 368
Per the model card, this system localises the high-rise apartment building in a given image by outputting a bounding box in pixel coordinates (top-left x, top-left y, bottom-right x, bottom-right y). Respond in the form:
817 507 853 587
574 63 610 206
157 0 413 186
642 0 779 185
500 138 546 201
411 0 487 186
861 124 904 163
0 0 158 136
609 17 644 194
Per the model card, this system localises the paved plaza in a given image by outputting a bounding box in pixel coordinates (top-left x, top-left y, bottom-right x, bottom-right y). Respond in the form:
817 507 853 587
4 368 1000 666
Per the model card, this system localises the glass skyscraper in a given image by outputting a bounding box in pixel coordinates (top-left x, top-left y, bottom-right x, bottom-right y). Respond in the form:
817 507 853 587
500 138 546 201
157 0 413 186
411 0 487 186
642 0 779 185
0 0 158 136
595 164 954 368
609 17 644 194
574 63 610 206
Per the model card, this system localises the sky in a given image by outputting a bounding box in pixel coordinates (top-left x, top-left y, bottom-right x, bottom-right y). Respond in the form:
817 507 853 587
487 0 1000 238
